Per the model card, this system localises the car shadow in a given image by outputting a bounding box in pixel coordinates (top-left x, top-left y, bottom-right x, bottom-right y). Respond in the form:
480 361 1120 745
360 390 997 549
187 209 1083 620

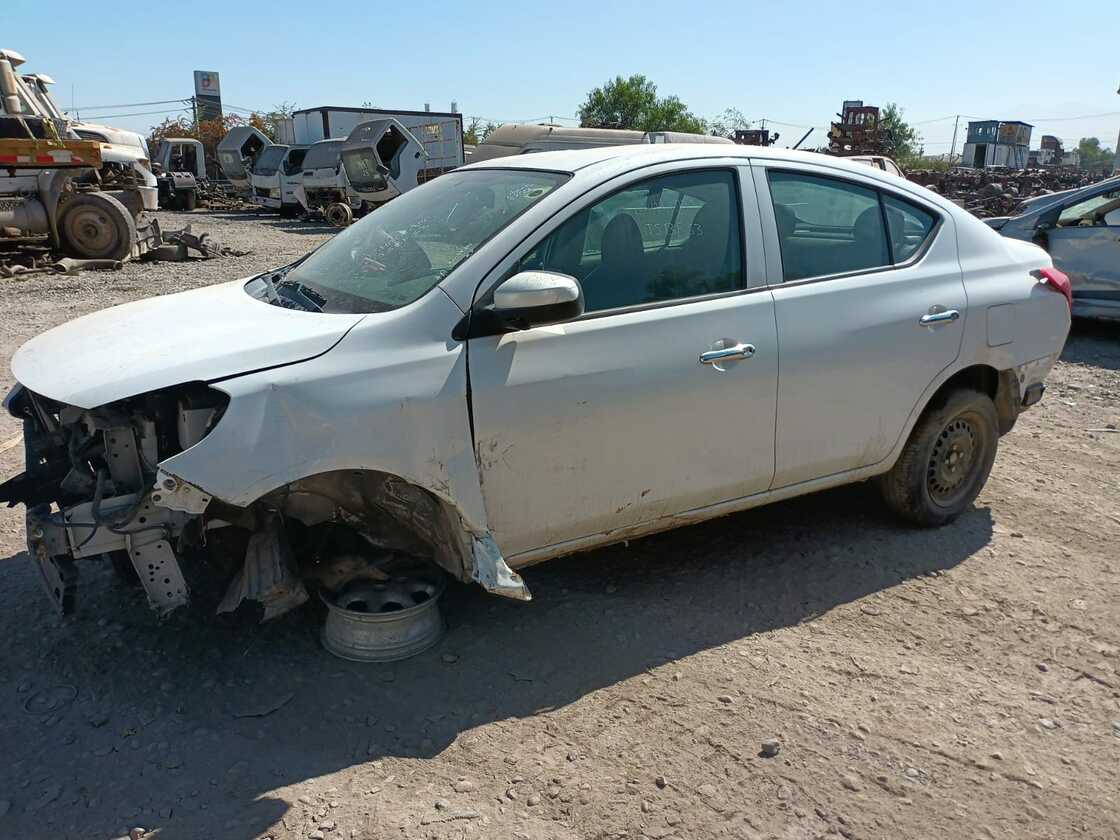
0 482 993 839
1062 319 1120 371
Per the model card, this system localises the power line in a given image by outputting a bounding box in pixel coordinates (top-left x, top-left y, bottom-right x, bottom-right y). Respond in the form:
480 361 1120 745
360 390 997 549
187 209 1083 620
61 98 189 111
69 107 191 120
1014 110 1120 122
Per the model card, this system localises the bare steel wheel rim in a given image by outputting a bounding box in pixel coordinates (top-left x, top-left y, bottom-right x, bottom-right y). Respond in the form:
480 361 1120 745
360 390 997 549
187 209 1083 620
320 570 446 662
63 206 119 255
927 415 981 507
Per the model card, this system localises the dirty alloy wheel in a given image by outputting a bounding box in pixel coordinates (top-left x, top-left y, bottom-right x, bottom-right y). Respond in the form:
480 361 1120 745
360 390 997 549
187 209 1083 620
324 202 353 228
58 192 137 261
879 388 998 527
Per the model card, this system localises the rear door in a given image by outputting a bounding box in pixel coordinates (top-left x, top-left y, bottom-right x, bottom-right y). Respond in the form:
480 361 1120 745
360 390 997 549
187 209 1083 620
752 160 965 487
468 162 778 559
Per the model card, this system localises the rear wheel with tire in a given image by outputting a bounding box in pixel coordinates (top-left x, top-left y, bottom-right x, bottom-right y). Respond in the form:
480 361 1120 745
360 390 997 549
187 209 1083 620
879 389 999 527
57 192 137 261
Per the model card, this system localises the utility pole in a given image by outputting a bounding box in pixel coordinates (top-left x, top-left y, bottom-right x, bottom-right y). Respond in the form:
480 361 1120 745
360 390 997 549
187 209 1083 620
947 115 960 167
191 96 198 129
1114 79 1119 174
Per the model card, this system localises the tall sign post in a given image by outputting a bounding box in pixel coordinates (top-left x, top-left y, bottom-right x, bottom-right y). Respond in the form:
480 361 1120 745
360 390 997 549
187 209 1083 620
192 71 222 123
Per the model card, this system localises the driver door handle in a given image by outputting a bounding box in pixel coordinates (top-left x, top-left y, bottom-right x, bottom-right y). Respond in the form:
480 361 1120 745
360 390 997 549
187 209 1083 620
699 343 756 364
919 309 960 326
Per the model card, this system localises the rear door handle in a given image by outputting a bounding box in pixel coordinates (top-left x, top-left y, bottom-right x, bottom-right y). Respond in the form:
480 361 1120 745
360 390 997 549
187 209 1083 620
919 309 960 326
699 343 755 364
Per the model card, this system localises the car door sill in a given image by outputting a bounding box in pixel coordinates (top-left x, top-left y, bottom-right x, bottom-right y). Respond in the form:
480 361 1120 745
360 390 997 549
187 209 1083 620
504 462 891 570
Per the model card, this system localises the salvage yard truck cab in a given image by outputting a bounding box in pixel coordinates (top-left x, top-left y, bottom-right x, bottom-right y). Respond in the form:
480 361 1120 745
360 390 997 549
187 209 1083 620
294 138 353 223
2 145 1070 621
250 144 308 216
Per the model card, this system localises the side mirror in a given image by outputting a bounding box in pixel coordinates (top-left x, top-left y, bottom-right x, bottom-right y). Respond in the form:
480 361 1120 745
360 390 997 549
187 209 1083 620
491 271 584 329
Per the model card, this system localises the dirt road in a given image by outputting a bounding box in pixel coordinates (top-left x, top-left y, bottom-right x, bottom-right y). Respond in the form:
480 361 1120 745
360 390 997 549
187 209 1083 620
0 210 1117 840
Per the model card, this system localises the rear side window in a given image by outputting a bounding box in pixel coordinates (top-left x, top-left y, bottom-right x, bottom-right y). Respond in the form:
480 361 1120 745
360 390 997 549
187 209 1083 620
768 171 937 282
883 194 936 262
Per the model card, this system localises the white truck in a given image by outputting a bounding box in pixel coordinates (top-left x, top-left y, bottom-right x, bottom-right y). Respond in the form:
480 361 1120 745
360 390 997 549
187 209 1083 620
293 138 350 223
249 144 308 216
0 48 159 261
299 118 463 225
150 137 207 210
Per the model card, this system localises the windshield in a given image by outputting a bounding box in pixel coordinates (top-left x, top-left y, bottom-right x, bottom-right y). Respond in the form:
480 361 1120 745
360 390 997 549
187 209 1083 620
253 145 288 176
285 169 567 313
302 140 343 170
283 148 308 175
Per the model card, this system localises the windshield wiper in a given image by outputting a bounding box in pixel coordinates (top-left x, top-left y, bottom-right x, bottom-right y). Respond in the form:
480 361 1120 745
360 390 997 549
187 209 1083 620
275 279 326 312
255 265 324 313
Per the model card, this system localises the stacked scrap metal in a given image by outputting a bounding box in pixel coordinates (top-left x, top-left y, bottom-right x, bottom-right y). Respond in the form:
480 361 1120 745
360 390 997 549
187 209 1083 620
906 167 1106 218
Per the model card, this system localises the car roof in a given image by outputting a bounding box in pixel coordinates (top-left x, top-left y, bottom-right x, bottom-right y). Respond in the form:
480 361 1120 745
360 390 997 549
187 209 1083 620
460 143 876 174
458 144 929 195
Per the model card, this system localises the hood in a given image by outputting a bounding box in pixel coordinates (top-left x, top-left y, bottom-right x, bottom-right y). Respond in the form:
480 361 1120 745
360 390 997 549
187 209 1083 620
12 279 364 409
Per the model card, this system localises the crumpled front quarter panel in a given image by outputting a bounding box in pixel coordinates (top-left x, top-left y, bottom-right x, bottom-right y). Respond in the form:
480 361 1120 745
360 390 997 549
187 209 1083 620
158 290 487 531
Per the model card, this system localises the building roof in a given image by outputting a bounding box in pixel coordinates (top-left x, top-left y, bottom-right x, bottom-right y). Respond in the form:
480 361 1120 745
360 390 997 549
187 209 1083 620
967 119 1034 127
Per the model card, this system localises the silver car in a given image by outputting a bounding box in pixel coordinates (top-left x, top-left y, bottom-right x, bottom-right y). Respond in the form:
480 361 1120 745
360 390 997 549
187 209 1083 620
988 176 1120 320
2 145 1071 620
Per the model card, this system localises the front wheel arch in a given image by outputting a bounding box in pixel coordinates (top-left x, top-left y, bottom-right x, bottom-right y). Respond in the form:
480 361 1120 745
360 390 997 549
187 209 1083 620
247 468 475 583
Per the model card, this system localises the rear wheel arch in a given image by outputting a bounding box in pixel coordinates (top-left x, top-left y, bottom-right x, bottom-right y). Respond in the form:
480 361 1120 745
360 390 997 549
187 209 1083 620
923 364 1020 436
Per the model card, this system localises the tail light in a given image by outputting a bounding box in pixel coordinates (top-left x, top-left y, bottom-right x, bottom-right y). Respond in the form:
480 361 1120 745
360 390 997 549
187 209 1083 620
1031 267 1072 311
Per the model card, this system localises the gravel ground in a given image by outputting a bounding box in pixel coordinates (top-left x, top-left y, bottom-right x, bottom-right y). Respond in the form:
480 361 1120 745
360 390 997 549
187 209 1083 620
0 209 1117 840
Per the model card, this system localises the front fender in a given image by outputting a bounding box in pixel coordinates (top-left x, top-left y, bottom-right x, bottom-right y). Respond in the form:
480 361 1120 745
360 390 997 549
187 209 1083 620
157 291 487 533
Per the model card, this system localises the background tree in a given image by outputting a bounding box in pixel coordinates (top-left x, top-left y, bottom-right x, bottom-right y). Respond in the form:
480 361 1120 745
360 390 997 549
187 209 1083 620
251 102 298 142
1077 137 1115 172
463 117 498 146
578 75 705 134
877 102 922 163
706 107 753 139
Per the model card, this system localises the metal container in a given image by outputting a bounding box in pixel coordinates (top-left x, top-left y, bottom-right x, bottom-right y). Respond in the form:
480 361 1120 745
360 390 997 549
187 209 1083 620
320 570 446 662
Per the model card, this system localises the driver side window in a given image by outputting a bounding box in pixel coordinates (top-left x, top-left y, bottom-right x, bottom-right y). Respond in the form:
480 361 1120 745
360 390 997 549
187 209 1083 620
518 169 744 313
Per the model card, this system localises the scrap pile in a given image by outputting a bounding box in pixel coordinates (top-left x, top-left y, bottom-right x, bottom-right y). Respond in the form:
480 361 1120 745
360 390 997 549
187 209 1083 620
147 224 250 261
907 167 1106 217
0 224 249 279
195 180 257 211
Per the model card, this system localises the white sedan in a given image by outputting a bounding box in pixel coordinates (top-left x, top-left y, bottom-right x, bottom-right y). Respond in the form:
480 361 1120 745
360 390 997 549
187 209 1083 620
2 145 1070 617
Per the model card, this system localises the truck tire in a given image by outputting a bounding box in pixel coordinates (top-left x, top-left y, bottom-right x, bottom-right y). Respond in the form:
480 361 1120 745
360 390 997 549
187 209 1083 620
179 189 198 211
878 389 999 527
325 202 353 227
58 192 137 261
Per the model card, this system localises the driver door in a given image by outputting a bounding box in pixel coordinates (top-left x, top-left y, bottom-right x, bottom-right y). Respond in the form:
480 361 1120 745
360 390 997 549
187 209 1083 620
467 164 778 560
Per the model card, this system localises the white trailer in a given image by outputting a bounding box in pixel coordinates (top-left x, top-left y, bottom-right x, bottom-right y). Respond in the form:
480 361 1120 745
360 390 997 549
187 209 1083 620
291 106 463 174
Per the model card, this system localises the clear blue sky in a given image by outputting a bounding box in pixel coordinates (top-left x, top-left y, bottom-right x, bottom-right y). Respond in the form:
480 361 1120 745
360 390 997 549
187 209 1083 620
7 0 1119 153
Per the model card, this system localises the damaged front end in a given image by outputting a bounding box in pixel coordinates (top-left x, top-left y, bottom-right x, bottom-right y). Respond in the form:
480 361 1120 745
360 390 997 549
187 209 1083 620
1 382 227 615
1 379 530 621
